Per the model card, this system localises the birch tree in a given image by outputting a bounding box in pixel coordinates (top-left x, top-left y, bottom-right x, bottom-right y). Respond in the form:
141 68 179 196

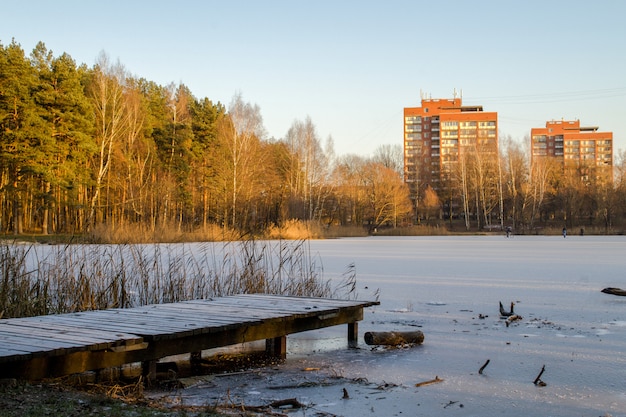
501 137 528 230
284 117 329 221
87 52 128 229
219 93 265 229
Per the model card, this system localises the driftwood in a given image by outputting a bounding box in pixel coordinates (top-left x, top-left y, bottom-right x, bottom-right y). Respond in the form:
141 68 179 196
364 331 424 346
415 376 443 387
601 287 626 297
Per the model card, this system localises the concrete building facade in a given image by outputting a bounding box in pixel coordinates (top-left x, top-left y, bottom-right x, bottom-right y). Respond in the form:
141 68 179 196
530 120 613 177
403 97 498 207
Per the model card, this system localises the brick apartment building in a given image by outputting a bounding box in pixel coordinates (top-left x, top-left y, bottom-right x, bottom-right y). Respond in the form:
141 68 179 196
403 97 498 206
530 120 613 180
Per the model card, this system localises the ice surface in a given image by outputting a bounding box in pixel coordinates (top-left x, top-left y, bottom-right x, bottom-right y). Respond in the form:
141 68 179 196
277 235 626 416
28 235 624 416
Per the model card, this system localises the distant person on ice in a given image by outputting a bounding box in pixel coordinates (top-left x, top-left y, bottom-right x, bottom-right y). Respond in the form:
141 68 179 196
562 227 567 238
506 226 512 238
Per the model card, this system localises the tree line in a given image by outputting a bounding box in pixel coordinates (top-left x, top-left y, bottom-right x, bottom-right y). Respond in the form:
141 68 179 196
417 136 626 234
2 40 625 238
0 40 412 237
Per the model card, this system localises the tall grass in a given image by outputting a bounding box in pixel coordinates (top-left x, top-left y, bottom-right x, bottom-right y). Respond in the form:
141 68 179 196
0 240 355 319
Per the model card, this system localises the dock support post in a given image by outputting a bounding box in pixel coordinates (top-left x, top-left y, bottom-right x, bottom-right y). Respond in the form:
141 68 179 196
190 351 202 373
265 336 287 358
142 360 157 383
348 322 358 348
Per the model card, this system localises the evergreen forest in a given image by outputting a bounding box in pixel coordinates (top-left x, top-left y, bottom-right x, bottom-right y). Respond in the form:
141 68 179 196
1 40 625 240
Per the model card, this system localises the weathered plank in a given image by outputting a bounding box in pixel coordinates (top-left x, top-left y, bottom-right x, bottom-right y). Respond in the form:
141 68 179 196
0 322 137 349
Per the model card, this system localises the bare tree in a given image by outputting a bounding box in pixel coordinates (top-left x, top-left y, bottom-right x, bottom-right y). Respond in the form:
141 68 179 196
220 93 265 229
528 156 555 229
501 137 528 230
284 116 330 222
372 144 403 176
87 52 129 229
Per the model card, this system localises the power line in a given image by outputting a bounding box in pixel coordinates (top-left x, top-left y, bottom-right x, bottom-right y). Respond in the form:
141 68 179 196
466 87 626 105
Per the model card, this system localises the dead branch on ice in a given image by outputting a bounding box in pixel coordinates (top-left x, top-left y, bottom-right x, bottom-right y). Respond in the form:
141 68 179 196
478 359 490 374
415 376 443 387
533 365 547 386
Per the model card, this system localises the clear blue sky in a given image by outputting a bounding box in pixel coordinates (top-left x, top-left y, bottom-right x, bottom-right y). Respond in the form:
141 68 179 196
3 0 626 157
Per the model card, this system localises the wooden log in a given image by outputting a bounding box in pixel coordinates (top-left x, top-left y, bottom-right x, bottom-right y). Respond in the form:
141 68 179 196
601 287 626 297
364 331 424 346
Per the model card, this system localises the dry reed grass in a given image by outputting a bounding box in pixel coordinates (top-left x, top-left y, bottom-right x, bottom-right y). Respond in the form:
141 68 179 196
0 239 354 319
264 220 322 240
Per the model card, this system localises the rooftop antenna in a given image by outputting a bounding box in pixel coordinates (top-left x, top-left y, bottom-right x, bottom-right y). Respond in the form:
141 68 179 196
453 88 457 99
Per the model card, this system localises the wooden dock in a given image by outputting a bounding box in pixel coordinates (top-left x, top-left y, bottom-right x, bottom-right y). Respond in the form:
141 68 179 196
0 294 378 380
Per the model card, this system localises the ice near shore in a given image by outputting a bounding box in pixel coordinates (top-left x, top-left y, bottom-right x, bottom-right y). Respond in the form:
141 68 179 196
154 235 626 416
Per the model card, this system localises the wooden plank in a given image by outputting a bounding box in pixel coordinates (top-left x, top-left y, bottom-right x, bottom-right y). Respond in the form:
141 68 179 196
221 294 378 309
48 310 200 334
30 311 246 341
184 298 341 317
207 294 372 311
115 304 267 325
0 324 124 351
145 301 276 316
0 313 145 339
0 333 73 356
231 294 376 306
84 309 255 338
0 322 135 349
100 307 257 329
0 326 111 351
152 302 291 321
2 318 143 345
0 320 141 343
28 314 182 338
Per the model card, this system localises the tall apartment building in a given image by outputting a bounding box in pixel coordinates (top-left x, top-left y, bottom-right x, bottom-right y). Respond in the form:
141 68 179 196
403 97 498 205
530 120 613 180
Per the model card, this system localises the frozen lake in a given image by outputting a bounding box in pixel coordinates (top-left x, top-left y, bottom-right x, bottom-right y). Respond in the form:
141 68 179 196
174 235 626 417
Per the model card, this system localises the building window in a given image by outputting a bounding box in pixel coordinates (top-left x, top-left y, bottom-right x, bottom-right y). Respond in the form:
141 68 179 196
406 125 422 133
